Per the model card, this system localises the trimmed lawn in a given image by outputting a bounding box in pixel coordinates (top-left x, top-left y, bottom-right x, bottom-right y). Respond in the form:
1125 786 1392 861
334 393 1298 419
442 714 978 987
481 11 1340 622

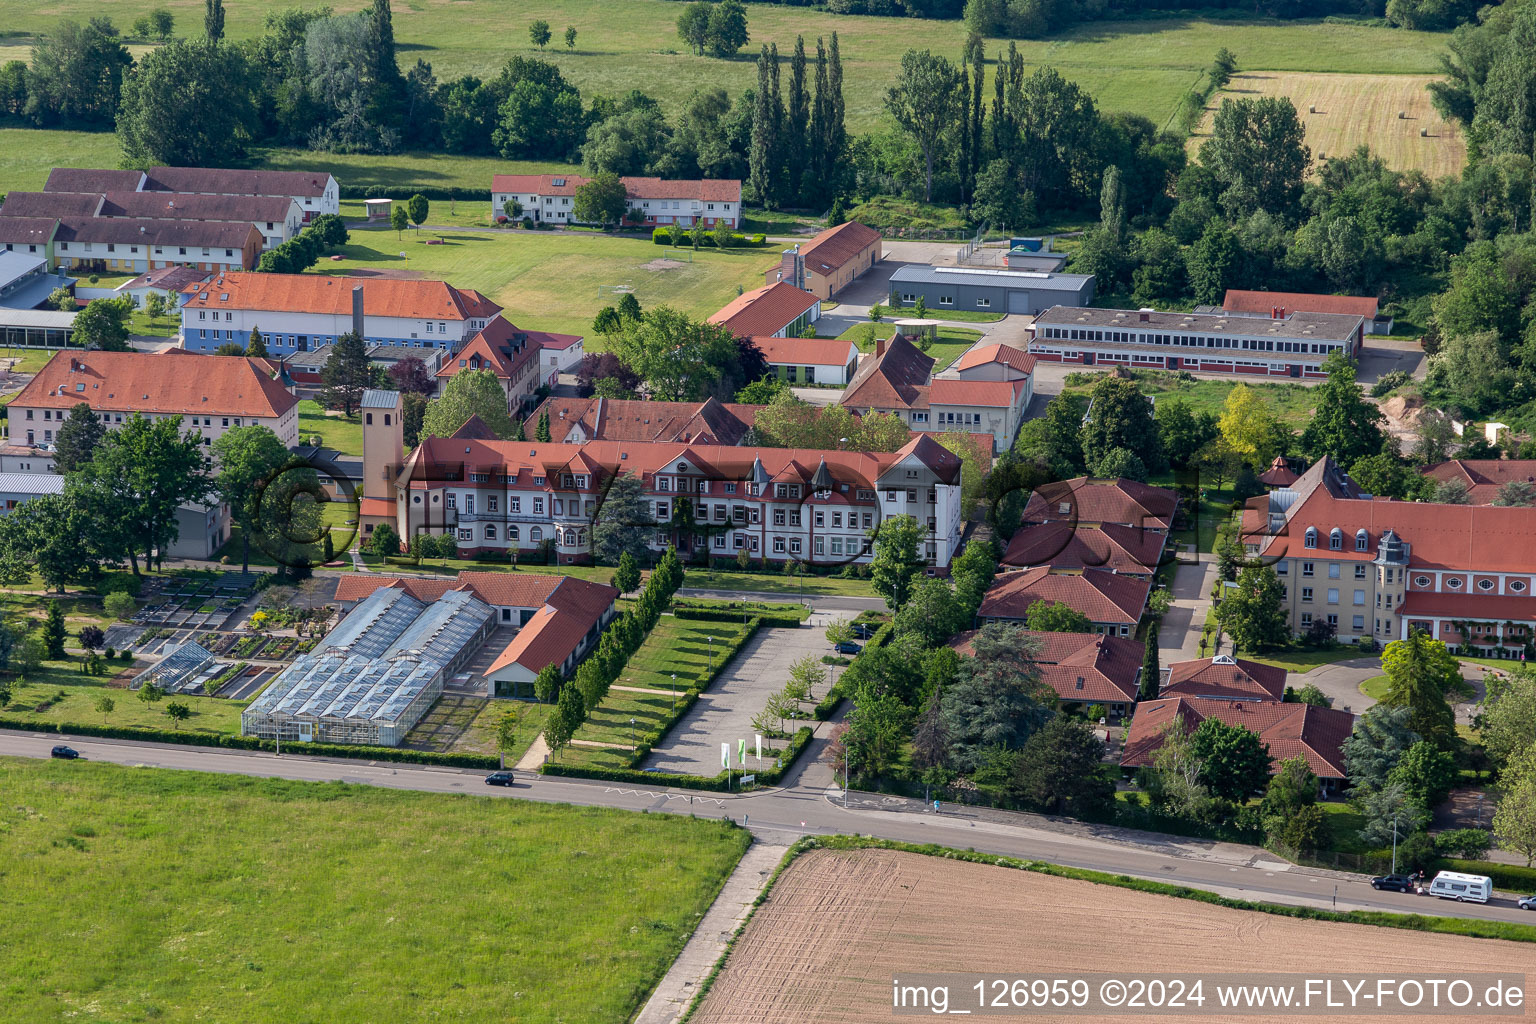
313 228 776 338
915 309 1007 323
0 758 749 1023
1359 674 1390 701
572 617 753 747
0 659 248 736
128 309 179 338
1248 647 1377 672
0 347 66 375
837 322 981 372
1060 369 1320 427
297 399 364 457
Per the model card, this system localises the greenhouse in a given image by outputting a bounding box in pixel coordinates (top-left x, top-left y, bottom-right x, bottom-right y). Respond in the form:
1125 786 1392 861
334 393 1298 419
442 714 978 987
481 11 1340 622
134 641 218 694
241 587 495 746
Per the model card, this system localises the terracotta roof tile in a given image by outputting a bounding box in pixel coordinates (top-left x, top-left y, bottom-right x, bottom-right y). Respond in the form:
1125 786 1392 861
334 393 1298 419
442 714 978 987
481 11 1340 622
840 333 934 410
708 282 820 338
12 349 297 418
45 168 145 193
144 166 333 199
797 221 881 275
491 173 741 203
182 272 500 321
0 217 60 245
1421 459 1536 504
954 342 1037 375
1001 521 1166 575
951 628 1142 703
1023 477 1179 531
1162 655 1287 701
529 396 760 445
928 378 1024 408
1221 289 1379 319
1123 696 1354 779
750 336 860 367
978 566 1150 625
436 317 540 381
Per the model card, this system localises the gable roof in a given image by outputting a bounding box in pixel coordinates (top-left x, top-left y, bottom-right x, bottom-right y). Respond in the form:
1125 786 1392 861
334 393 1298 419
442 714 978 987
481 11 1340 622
797 221 881 276
978 566 1150 625
951 628 1142 704
54 217 262 250
928 378 1025 408
490 173 741 203
0 217 59 246
44 168 145 193
1022 477 1179 531
181 272 501 322
436 317 540 381
708 282 819 337
485 575 619 675
528 396 760 445
0 192 104 218
144 166 334 199
120 265 211 293
1162 654 1287 701
1422 459 1536 504
750 336 860 367
1221 289 1379 320
1001 521 1166 575
1122 696 1354 779
953 342 1037 375
840 333 934 410
12 349 298 418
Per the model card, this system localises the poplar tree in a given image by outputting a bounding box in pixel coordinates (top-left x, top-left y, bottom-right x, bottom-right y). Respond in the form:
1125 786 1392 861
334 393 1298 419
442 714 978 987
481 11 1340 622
788 36 809 203
828 32 845 166
809 37 830 204
969 43 985 189
958 64 972 203
749 46 778 208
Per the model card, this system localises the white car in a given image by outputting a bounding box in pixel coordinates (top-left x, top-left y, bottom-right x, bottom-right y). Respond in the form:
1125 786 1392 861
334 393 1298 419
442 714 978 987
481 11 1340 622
1519 894 1536 911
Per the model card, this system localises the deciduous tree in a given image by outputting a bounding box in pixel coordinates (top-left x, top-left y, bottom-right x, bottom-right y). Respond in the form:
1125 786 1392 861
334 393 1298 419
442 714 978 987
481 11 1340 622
1010 715 1111 814
1301 354 1386 467
1380 628 1464 749
1188 717 1271 801
1216 565 1289 653
869 514 924 610
1024 600 1092 634
213 425 294 575
885 49 959 202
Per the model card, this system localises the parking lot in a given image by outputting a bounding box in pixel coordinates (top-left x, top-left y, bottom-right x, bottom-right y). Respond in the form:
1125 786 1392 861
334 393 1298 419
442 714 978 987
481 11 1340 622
640 613 847 777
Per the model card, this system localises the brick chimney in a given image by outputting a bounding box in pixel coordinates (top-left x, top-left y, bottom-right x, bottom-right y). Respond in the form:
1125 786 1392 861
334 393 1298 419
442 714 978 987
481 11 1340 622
876 337 886 357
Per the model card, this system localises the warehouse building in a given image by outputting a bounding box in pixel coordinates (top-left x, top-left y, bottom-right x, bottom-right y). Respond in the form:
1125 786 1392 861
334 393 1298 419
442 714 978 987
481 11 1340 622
240 587 495 746
887 265 1095 316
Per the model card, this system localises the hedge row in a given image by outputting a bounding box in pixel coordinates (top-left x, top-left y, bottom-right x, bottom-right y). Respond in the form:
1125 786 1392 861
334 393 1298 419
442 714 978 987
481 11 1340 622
542 726 814 792
343 185 491 202
813 621 895 720
0 717 499 769
672 607 806 628
651 227 770 247
626 618 763 763
1443 858 1536 893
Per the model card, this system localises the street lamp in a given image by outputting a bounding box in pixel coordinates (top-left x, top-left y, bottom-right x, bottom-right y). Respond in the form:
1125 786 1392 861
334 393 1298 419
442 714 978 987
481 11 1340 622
629 717 636 750
670 672 677 712
707 634 714 675
1391 816 1399 875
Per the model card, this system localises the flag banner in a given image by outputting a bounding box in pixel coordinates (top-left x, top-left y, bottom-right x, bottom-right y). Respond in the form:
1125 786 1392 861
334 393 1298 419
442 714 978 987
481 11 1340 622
738 738 746 766
721 742 729 768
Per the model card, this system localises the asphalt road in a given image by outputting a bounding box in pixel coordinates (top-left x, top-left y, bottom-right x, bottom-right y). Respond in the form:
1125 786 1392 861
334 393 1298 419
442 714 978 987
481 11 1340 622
8 731 1533 927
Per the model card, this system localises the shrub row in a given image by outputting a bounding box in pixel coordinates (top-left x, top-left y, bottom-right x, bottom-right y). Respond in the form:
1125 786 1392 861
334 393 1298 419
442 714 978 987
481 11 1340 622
651 227 769 247
625 618 763 763
0 717 499 769
542 726 814 792
813 621 895 720
344 185 491 202
672 606 806 628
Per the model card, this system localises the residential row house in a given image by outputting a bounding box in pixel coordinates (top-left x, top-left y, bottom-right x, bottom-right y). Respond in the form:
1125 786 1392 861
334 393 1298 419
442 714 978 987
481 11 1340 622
491 173 742 227
1241 456 1536 656
180 272 501 355
386 430 965 569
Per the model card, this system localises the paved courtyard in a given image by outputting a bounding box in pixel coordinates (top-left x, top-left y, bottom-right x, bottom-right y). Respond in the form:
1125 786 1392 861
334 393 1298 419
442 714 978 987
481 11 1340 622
641 613 846 777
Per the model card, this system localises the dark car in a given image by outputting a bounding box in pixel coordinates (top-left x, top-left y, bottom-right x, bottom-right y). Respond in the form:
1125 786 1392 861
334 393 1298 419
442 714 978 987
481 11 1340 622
50 745 80 760
1370 874 1415 892
850 623 877 640
484 771 517 787
835 641 862 655
1519 894 1536 911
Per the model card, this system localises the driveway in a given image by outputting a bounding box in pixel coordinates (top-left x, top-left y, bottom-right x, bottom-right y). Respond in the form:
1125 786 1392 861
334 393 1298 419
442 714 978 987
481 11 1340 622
1287 655 1488 722
641 614 845 777
1157 555 1217 663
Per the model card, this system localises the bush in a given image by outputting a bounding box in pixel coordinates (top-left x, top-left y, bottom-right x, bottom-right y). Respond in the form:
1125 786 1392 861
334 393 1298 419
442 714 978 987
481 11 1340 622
103 591 137 620
1435 828 1493 859
521 217 534 230
652 226 671 245
1370 370 1412 397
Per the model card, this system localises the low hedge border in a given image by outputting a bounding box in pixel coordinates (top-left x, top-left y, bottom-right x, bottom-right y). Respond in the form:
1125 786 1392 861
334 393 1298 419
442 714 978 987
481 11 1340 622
0 717 499 769
672 607 807 628
343 185 491 202
1443 858 1536 894
542 726 814 792
621 618 763 763
812 620 895 720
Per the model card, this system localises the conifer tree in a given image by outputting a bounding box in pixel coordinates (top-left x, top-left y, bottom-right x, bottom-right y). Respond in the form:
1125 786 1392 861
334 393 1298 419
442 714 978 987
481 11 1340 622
788 36 809 202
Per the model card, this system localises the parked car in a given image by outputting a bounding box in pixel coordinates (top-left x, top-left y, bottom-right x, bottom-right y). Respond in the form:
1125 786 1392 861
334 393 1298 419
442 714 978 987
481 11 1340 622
1518 894 1536 911
1427 870 1492 903
1369 874 1414 892
50 745 80 760
834 641 862 655
850 623 877 640
484 771 517 787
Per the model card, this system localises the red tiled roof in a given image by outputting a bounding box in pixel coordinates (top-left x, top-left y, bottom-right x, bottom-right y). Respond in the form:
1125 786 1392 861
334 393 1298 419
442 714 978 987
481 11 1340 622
1001 521 1166 575
533 330 582 351
122 265 211 293
954 342 1037 375
0 216 59 245
485 576 618 674
1422 459 1536 504
951 628 1142 704
1123 696 1355 779
1221 289 1379 319
978 566 1150 625
1258 456 1300 487
357 497 395 518
332 575 461 604
1022 477 1179 531
183 272 500 321
928 378 1024 408
1162 655 1286 701
491 173 741 203
0 192 104 218
750 336 860 367
708 282 819 337
1399 592 1536 621
55 216 262 250
798 221 881 276
841 333 934 410
436 317 540 381
529 396 760 445
12 349 297 418
145 166 333 199
1252 457 1536 572
45 168 144 193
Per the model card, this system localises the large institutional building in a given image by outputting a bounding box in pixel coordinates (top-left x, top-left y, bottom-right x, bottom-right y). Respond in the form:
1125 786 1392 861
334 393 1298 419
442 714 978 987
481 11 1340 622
490 173 742 228
1242 457 1536 656
1027 305 1366 379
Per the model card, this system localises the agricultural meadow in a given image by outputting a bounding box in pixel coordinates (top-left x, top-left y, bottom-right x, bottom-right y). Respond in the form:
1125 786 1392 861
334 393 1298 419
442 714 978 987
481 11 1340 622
0 12 1452 196
0 759 750 1023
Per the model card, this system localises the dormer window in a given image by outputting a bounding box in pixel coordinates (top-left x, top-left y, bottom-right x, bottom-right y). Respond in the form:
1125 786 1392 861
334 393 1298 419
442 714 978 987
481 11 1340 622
1328 528 1343 551
1304 527 1317 549
1355 529 1368 551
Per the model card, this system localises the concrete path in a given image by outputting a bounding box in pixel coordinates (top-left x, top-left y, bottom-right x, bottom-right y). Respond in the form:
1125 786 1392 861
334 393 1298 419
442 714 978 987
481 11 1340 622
514 735 549 771
634 840 790 1024
611 684 671 696
1157 555 1217 663
570 738 632 750
1291 657 1382 714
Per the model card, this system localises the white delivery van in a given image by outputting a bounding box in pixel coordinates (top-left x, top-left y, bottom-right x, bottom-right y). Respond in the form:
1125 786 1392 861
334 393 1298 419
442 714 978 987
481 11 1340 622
1427 870 1492 903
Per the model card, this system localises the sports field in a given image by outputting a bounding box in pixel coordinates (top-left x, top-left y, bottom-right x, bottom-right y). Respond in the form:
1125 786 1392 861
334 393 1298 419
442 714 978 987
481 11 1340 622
692 846 1536 1023
314 226 778 337
0 758 749 1023
1194 72 1466 177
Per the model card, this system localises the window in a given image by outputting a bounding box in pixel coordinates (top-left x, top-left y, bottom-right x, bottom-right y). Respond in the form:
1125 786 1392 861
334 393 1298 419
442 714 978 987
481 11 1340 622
1353 589 1365 605
789 538 801 554
1301 561 1314 577
1446 577 1462 589
1478 578 1495 591
508 526 519 542
1328 564 1340 579
1302 587 1313 602
1328 528 1342 550
1304 527 1317 549
533 498 544 514
1276 560 1289 575
938 295 953 306
1327 614 1338 628
976 298 991 308
832 512 843 528
1353 615 1365 631
815 511 825 528
1354 565 1367 580
1355 529 1369 551
1513 580 1528 593
484 525 497 540
1327 588 1339 604
655 501 669 520
530 527 542 542
1301 612 1313 627
773 538 785 553
1414 575 1431 588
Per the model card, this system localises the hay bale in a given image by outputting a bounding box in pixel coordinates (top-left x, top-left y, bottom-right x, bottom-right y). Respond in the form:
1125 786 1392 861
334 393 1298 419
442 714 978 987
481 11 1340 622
1398 110 1406 119
1309 105 1316 114
1420 127 1429 137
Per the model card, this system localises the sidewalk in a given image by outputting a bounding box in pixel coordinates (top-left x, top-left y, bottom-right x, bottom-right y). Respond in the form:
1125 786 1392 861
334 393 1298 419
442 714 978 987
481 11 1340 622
1158 554 1217 663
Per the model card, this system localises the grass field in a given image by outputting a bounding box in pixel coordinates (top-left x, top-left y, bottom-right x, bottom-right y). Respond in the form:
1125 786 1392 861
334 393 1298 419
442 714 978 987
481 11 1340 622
836 322 981 371
1059 369 1320 426
0 657 248 735
1360 673 1390 700
315 226 776 337
297 399 364 456
1194 71 1466 177
0 758 749 1022
570 617 754 748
